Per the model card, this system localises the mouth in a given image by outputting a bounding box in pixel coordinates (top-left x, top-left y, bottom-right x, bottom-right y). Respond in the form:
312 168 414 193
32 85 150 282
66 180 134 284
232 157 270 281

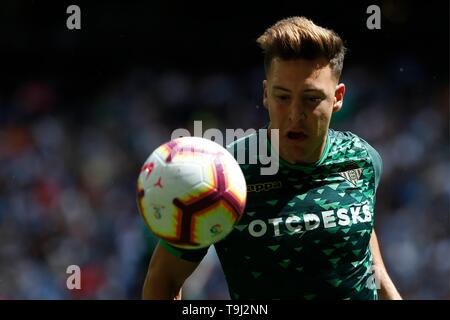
286 130 308 141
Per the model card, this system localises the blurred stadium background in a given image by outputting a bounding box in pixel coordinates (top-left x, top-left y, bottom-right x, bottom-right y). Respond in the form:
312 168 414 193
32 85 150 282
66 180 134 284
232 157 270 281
0 0 448 299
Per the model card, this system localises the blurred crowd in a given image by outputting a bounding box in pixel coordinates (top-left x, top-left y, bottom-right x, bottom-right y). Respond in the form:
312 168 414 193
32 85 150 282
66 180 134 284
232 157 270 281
0 57 448 299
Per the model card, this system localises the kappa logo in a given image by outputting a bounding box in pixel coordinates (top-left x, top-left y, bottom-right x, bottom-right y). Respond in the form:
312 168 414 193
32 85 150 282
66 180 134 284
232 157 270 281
339 168 363 186
247 181 282 192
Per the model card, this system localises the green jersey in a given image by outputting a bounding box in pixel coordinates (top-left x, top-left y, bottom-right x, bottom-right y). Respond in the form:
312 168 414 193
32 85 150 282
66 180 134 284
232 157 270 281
161 129 382 300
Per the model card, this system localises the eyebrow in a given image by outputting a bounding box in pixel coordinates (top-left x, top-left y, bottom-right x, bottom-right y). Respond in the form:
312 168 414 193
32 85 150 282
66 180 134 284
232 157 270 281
272 85 326 95
272 85 291 93
303 88 326 95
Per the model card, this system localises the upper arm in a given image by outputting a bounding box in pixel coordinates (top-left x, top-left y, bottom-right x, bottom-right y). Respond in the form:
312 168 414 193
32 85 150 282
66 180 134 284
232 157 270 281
147 242 201 288
142 242 203 299
369 230 403 299
369 230 385 268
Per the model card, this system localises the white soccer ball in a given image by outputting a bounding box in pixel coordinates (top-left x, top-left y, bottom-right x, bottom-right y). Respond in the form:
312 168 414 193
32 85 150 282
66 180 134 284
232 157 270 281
137 136 247 249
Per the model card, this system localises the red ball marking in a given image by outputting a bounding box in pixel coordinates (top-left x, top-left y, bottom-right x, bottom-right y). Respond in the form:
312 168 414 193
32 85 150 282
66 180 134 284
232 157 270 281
141 162 155 179
154 176 163 188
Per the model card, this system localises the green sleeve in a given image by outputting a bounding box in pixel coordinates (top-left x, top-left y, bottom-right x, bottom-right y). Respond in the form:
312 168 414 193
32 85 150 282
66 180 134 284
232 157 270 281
361 140 383 191
159 240 209 262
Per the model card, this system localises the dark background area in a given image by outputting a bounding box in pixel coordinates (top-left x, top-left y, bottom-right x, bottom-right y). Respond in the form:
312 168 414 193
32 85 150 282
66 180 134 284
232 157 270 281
0 0 447 103
0 0 448 299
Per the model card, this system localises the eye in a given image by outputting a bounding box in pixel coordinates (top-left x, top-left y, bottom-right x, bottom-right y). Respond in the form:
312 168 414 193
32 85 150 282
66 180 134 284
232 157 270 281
275 95 290 102
304 96 323 104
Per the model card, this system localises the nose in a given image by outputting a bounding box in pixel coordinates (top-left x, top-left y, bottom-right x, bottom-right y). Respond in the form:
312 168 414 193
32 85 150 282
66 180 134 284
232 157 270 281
288 100 306 123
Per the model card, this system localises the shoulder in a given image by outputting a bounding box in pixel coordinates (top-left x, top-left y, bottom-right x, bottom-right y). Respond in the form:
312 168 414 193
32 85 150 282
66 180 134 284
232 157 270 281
225 129 261 165
330 129 383 188
329 129 381 163
358 136 383 190
225 130 264 178
226 130 258 156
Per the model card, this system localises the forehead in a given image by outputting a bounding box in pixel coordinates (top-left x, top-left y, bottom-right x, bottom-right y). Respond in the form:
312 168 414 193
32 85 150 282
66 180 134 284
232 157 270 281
268 57 336 87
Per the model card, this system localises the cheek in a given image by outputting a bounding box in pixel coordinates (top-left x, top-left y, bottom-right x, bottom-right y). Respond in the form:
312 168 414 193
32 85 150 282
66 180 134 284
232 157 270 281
311 104 331 122
310 103 333 131
268 102 286 123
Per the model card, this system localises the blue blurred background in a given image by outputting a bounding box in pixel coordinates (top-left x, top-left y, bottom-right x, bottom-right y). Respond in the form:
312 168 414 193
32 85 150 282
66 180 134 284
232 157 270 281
0 0 448 299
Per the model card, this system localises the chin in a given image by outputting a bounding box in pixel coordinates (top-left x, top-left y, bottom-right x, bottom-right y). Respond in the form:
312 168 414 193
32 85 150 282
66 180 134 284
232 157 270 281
280 145 306 163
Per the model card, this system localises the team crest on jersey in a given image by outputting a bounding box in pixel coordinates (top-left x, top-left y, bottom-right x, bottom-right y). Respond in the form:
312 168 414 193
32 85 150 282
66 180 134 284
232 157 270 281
339 168 363 186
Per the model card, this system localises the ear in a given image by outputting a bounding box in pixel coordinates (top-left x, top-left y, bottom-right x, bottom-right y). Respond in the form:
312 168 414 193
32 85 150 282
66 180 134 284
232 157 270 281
333 83 345 113
263 80 269 110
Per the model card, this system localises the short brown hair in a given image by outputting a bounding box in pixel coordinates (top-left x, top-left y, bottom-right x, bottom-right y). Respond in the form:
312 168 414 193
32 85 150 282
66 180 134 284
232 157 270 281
256 16 346 79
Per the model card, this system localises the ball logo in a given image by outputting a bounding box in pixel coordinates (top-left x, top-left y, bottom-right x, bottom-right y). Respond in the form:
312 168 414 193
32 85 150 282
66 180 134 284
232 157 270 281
210 224 223 236
152 205 164 219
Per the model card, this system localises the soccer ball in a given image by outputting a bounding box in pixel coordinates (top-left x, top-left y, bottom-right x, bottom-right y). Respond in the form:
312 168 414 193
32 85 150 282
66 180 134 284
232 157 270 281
136 136 247 249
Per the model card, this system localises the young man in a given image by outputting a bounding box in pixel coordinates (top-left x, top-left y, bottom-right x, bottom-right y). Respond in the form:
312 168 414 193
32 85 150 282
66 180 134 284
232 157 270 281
142 17 402 300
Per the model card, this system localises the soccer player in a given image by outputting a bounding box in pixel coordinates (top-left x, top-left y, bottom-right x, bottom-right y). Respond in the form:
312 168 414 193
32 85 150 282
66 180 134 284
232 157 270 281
142 16 402 300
